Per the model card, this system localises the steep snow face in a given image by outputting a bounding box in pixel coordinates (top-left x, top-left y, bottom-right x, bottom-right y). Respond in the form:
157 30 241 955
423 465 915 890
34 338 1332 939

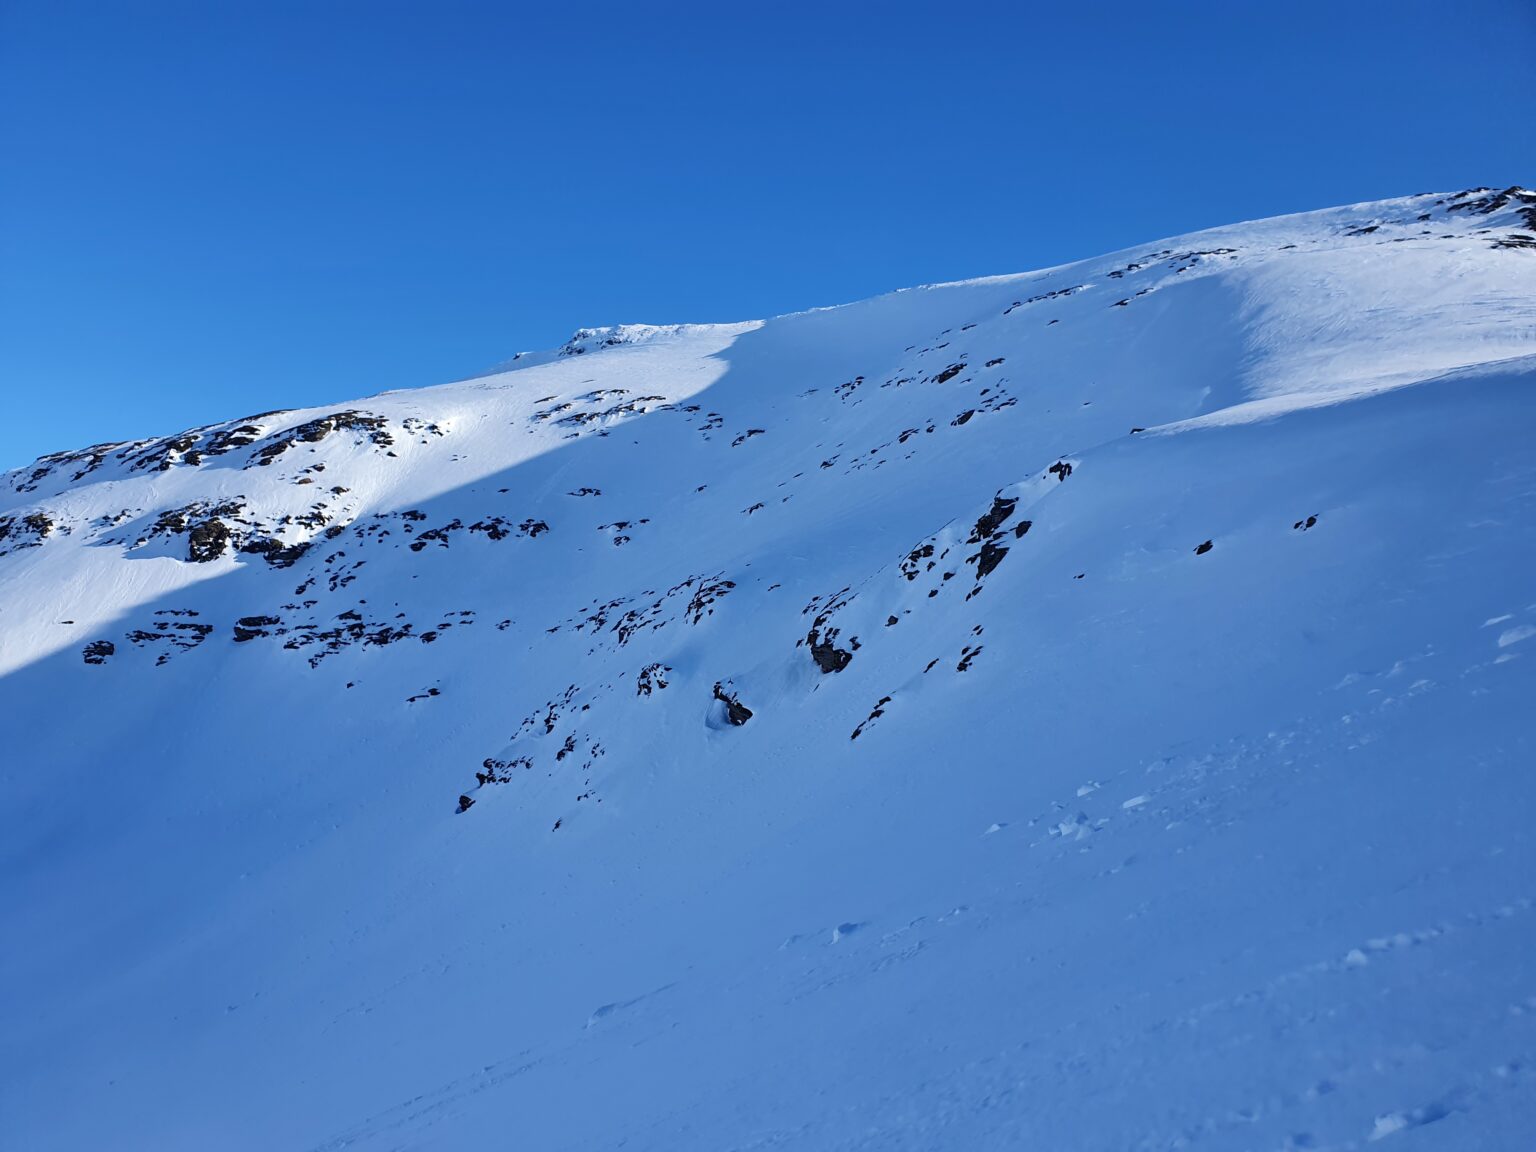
2 189 1535 1151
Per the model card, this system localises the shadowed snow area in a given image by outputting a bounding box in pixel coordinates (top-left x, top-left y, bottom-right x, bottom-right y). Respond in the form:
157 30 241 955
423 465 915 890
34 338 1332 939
2 188 1535 1150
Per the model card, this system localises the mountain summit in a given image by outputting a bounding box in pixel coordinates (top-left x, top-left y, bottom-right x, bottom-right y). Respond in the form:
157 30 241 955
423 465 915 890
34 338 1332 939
4 188 1535 1150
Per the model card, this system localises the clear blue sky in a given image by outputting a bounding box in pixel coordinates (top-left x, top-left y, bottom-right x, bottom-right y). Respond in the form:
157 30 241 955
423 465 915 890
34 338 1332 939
2 0 1531 469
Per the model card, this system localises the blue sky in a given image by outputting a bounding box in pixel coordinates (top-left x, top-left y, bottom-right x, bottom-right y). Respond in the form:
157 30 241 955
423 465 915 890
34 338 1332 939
2 0 1531 469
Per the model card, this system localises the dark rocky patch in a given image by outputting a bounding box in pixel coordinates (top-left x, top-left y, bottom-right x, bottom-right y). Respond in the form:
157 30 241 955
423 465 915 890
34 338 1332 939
637 662 672 696
506 685 582 741
1003 284 1083 314
0 511 56 555
122 416 278 474
186 518 231 562
139 499 320 567
410 520 463 552
974 541 1009 580
125 620 214 664
809 631 853 673
960 494 1031 597
10 441 134 493
1293 515 1318 531
1194 540 1214 555
399 417 445 439
238 537 312 568
1445 186 1536 231
247 411 393 467
712 682 753 726
800 587 857 673
901 543 936 581
82 640 115 665
969 496 1017 542
850 695 892 740
476 756 530 786
684 576 736 625
233 615 282 642
463 522 513 543
533 389 670 433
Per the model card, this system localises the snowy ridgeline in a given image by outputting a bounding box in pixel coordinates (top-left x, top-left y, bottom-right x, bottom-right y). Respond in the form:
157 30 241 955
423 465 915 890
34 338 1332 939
2 187 1535 1150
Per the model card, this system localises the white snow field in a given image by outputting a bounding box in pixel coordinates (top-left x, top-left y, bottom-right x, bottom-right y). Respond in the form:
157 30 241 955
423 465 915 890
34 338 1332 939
2 188 1535 1151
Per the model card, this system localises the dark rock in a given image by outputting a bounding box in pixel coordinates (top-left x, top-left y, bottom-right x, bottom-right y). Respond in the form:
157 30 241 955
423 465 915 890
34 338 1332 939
637 662 671 696
82 640 115 665
0 511 56 555
969 496 1018 542
809 632 853 673
239 537 312 568
233 615 281 642
975 541 1009 579
901 542 936 581
1194 540 1214 555
477 756 532 784
712 682 753 726
850 695 893 740
248 411 393 467
456 795 475 814
186 518 230 562
410 520 463 551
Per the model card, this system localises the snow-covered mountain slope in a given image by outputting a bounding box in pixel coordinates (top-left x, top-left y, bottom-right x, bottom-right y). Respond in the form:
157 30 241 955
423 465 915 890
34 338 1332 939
3 187 1535 1151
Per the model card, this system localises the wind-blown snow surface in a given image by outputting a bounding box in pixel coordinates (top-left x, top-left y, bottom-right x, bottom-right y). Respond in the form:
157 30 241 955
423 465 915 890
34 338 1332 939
3 188 1536 1150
